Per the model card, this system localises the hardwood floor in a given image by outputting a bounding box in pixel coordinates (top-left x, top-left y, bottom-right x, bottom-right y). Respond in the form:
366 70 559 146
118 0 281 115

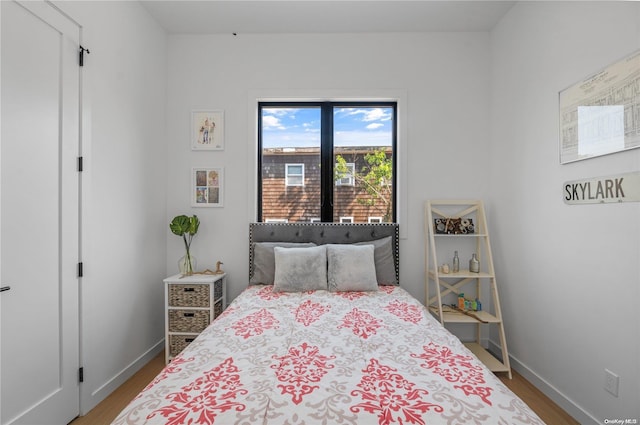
69 352 165 425
499 370 580 425
70 352 578 425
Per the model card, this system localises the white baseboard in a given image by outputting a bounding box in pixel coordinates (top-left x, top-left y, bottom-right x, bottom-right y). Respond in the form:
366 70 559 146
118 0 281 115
488 339 599 425
80 339 164 415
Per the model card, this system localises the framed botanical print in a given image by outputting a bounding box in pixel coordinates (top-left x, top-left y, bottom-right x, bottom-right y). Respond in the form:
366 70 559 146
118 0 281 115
192 167 223 207
191 110 224 150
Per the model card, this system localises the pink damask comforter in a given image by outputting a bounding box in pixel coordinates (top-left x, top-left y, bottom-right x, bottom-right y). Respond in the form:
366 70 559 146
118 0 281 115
112 285 545 425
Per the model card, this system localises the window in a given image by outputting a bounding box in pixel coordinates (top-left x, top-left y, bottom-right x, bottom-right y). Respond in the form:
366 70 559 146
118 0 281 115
265 218 288 223
285 163 304 187
335 162 355 186
340 216 354 223
368 217 383 223
258 101 396 223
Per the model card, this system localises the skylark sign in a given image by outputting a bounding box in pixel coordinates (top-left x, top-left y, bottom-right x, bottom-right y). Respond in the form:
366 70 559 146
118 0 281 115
564 171 640 204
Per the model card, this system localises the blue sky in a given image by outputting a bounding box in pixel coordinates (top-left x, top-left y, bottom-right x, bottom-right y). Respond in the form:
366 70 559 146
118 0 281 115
262 107 393 148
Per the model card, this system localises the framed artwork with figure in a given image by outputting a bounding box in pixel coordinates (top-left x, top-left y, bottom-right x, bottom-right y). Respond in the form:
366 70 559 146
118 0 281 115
191 110 224 150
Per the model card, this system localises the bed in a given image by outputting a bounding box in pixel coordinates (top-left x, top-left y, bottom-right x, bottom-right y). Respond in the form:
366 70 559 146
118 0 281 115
112 223 545 425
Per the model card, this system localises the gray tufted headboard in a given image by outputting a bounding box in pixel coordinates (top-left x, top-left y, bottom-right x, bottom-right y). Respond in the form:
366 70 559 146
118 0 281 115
249 222 399 284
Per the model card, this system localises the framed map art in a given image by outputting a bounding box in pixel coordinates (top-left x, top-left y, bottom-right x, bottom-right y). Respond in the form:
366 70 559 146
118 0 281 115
559 50 640 163
192 167 223 207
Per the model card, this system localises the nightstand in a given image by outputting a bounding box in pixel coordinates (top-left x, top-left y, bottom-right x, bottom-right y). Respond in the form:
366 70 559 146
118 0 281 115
163 273 227 363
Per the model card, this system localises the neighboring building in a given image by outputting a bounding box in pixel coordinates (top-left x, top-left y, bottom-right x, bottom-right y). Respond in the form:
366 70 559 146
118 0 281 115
261 146 392 223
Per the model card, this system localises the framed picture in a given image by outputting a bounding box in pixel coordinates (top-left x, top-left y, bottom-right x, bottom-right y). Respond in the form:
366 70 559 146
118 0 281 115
559 50 640 163
192 167 223 207
191 110 224 150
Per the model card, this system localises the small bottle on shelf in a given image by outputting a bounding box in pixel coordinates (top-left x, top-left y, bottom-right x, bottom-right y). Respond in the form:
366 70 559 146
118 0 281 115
458 293 465 310
452 251 460 273
469 253 480 273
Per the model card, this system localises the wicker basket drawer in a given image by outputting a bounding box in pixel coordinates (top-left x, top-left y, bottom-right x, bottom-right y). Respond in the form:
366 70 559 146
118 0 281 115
169 334 197 358
168 284 210 307
168 309 210 333
213 299 223 319
213 279 223 300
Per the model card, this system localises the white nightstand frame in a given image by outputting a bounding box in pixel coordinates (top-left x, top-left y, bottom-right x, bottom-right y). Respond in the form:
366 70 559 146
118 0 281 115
163 273 227 364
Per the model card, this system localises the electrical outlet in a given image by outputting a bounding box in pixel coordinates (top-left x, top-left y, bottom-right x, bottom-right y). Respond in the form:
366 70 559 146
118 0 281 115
604 369 619 397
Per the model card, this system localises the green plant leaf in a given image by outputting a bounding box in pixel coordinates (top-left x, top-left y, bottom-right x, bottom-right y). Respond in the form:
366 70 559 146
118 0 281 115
188 215 200 235
169 215 190 236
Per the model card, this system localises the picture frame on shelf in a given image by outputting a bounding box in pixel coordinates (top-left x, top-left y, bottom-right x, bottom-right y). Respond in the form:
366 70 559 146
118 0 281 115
433 217 474 234
192 167 224 207
191 110 224 151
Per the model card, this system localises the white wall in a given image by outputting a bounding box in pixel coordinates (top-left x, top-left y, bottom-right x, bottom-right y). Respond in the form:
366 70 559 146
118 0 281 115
165 32 492 304
54 1 168 414
490 2 640 423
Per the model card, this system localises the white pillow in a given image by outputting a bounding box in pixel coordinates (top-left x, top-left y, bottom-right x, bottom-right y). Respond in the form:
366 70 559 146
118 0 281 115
273 245 327 292
250 242 316 284
327 244 378 292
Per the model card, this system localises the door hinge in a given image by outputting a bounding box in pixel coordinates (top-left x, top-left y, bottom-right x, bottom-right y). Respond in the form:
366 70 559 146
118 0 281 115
78 262 84 277
79 367 84 383
79 46 90 67
78 156 83 172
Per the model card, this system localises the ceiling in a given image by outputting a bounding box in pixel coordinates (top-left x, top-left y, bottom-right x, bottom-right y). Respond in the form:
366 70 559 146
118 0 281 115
140 1 516 34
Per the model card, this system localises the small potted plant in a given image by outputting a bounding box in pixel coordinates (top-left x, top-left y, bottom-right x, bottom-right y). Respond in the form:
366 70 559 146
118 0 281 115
170 214 200 275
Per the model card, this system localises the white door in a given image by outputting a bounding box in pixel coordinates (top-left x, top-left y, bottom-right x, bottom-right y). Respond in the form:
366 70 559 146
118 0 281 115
1 1 81 424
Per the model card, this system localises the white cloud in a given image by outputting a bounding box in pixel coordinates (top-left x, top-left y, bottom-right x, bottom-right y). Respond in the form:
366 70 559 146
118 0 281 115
366 123 384 130
262 115 285 130
362 108 389 122
339 107 392 123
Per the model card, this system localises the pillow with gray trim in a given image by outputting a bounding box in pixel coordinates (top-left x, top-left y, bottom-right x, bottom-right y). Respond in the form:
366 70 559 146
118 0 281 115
327 244 378 292
250 242 316 284
273 245 327 292
354 236 397 285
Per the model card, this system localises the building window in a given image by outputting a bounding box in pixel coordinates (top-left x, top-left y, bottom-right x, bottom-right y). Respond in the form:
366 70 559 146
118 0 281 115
258 101 396 223
368 216 383 223
335 162 355 186
340 216 354 223
285 163 304 187
265 218 288 223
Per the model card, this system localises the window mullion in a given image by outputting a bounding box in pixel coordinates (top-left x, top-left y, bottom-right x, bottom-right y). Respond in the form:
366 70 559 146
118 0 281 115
320 103 333 222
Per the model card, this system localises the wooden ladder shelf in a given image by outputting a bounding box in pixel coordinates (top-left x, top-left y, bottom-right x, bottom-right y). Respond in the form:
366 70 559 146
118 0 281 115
424 199 511 378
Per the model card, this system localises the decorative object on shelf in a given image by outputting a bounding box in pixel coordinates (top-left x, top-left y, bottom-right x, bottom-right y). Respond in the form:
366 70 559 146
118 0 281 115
170 214 200 276
192 167 224 207
440 263 450 274
469 253 480 273
191 110 224 151
214 260 224 274
452 250 460 273
451 305 488 323
434 217 474 234
454 295 482 312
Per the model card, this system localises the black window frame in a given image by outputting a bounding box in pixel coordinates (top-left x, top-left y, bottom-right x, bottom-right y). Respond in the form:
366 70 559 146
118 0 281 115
258 101 397 223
